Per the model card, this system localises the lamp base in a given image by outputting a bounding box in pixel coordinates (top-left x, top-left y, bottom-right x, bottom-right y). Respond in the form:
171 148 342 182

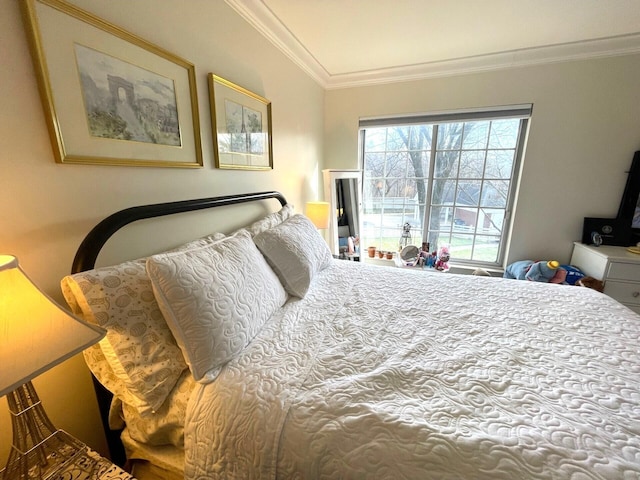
1 381 100 480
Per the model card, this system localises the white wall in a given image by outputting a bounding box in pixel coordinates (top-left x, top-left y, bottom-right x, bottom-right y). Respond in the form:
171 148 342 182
324 55 640 264
0 0 324 462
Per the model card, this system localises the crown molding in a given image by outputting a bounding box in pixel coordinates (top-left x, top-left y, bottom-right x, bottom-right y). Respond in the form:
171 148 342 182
325 34 640 89
224 0 330 86
225 0 640 90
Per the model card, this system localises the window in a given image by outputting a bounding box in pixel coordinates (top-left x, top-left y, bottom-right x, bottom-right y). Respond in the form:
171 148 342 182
359 105 531 267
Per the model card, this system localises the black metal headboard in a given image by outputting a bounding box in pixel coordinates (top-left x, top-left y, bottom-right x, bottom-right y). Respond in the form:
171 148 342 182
70 190 287 465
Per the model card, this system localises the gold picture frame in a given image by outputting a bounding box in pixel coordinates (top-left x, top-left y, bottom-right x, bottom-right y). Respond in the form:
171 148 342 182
21 0 203 168
208 74 273 170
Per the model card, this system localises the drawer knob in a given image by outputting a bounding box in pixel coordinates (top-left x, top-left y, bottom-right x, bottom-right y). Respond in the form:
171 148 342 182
633 291 640 298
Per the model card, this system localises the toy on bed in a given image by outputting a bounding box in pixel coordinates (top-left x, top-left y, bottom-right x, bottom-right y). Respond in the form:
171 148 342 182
503 259 566 283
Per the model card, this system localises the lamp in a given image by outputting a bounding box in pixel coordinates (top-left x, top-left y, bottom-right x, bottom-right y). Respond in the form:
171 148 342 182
0 255 105 479
305 201 330 229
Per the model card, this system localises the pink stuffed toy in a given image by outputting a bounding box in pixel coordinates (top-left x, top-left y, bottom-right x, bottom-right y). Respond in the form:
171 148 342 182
435 246 450 271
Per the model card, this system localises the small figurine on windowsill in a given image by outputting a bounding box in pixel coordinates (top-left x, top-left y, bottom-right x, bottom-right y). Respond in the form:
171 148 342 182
435 246 450 271
426 250 437 268
417 242 430 267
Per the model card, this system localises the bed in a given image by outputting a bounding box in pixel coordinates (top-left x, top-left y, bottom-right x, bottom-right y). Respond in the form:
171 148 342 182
63 191 640 479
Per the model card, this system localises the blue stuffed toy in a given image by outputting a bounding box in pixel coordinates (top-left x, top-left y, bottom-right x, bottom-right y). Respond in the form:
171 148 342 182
504 260 563 282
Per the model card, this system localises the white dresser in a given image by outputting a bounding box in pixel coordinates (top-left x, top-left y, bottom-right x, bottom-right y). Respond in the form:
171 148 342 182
570 242 640 314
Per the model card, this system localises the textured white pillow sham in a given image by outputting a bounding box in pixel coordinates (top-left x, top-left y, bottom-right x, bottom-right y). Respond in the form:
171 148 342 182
147 230 288 383
246 203 295 237
60 232 225 415
253 214 333 298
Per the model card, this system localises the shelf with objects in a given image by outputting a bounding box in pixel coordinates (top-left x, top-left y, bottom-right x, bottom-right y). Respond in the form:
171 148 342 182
396 241 451 273
365 223 451 273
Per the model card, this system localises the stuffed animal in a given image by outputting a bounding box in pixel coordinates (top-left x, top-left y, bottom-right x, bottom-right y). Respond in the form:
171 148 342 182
435 246 450 271
504 260 566 283
576 276 604 292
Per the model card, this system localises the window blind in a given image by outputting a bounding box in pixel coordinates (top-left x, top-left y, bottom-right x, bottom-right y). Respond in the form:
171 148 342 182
359 104 533 128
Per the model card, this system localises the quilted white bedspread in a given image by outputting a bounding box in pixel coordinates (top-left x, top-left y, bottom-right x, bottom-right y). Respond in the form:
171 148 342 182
185 261 640 479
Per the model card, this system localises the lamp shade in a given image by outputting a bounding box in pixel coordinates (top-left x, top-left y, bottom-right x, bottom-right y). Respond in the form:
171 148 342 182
0 255 105 397
305 201 330 229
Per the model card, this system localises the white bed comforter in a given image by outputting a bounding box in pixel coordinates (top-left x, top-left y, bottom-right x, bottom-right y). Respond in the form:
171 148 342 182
185 261 640 479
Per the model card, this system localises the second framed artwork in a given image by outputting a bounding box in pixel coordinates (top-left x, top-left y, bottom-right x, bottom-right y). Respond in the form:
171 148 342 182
208 74 273 170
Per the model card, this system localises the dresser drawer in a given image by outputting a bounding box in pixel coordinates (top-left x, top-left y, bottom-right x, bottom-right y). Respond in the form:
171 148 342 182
605 280 640 306
607 262 640 282
571 243 640 309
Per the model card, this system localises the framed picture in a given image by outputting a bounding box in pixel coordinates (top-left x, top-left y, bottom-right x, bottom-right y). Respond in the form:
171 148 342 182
21 0 203 167
208 74 273 170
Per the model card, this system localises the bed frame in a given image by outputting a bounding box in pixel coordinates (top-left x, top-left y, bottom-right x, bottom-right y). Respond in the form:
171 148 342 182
70 191 288 466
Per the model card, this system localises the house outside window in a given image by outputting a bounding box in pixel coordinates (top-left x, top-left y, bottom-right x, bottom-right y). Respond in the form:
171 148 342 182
359 105 531 267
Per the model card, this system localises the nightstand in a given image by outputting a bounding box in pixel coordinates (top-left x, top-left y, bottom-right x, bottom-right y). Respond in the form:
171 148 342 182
570 242 640 314
49 447 135 480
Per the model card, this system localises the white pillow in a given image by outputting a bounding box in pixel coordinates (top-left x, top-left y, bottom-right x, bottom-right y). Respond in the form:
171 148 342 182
253 214 333 298
61 259 188 415
146 230 287 383
60 232 226 415
246 203 295 237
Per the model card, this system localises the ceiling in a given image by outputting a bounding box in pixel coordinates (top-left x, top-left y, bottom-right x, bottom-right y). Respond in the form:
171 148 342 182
224 0 640 89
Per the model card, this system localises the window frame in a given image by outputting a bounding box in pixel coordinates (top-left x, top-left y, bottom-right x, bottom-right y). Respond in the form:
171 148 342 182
358 105 531 268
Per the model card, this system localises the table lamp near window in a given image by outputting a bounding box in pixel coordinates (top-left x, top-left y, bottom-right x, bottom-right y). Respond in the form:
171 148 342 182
0 255 106 479
305 201 330 229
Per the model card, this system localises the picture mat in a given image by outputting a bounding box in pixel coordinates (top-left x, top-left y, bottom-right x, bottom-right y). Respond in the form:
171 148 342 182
29 0 201 166
210 75 271 169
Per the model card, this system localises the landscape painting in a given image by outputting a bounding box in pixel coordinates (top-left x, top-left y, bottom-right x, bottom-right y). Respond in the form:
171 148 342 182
75 43 181 146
